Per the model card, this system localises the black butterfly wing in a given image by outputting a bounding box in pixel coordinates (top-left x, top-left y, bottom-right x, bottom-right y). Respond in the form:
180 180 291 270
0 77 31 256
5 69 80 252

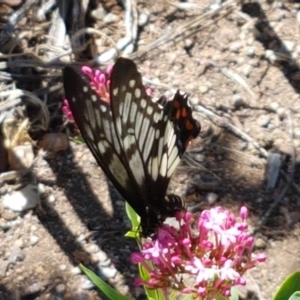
63 65 146 218
109 58 200 218
63 58 200 233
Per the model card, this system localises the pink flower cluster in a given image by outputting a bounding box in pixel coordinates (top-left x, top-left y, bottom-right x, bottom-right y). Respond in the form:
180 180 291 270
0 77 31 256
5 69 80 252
131 207 266 299
62 65 112 121
62 61 154 122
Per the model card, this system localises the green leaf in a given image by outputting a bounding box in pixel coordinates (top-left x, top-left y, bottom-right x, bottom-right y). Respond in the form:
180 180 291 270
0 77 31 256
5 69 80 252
79 264 133 300
229 287 239 300
289 291 300 300
273 271 300 300
125 202 140 234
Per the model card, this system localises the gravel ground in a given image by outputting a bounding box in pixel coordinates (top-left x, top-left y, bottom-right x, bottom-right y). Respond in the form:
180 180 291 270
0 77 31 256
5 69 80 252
0 0 300 299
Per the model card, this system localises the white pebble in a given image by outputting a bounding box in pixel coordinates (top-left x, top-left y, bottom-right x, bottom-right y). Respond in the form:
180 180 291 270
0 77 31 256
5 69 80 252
30 235 39 246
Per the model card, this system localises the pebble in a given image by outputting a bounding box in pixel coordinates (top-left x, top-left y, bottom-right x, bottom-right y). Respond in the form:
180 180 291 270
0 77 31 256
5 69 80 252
138 12 149 27
38 183 45 194
229 41 243 53
2 184 39 212
98 266 117 279
80 276 94 290
281 40 295 52
47 194 56 203
254 237 267 249
71 266 81 275
90 7 106 20
30 235 39 246
55 283 66 294
268 102 280 111
59 264 67 271
8 247 25 263
103 13 119 24
14 239 24 248
265 49 277 63
85 244 99 254
248 58 260 68
99 258 111 267
276 107 287 119
205 193 218 205
241 64 251 77
98 251 108 262
256 115 271 127
294 129 300 138
246 47 255 57
199 85 209 94
232 94 245 108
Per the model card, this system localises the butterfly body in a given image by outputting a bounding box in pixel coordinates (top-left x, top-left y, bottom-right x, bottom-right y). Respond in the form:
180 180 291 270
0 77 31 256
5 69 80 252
63 58 200 236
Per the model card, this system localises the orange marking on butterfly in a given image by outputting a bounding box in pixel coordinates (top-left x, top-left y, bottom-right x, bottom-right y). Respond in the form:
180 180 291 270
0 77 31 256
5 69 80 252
173 100 180 109
185 120 194 130
181 108 187 117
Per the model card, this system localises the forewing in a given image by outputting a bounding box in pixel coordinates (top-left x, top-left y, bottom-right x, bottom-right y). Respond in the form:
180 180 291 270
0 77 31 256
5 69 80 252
109 58 200 207
63 66 144 214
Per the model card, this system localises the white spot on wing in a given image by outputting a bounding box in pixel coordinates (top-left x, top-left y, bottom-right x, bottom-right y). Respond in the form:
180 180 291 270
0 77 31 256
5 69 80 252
122 92 132 124
147 106 153 115
167 157 180 177
160 153 168 176
129 102 138 123
135 88 141 98
129 80 135 88
139 117 150 151
140 99 147 108
123 134 135 152
143 128 154 161
83 86 88 92
91 95 97 102
151 157 158 181
129 150 144 185
113 87 119 96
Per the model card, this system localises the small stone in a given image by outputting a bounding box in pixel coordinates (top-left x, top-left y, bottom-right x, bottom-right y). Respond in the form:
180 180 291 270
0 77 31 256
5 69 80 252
277 107 287 119
30 235 39 246
99 258 111 267
242 64 251 77
265 49 277 63
38 183 45 194
281 40 295 52
268 102 279 111
71 266 81 275
138 12 149 27
103 13 119 24
229 41 243 53
59 264 67 271
80 276 94 290
56 283 66 294
90 7 106 20
294 129 300 138
256 115 271 128
8 247 25 263
47 194 56 203
246 47 255 57
205 192 218 205
98 266 117 279
232 94 245 108
98 251 108 262
199 85 209 94
14 239 24 248
85 244 99 254
248 58 260 67
254 237 267 249
2 184 38 212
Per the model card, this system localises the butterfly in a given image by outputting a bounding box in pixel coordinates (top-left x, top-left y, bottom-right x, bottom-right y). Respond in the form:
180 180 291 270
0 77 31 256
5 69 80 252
63 57 200 236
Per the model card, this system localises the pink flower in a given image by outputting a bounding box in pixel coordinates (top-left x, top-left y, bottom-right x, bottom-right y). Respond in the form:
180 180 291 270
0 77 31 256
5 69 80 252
62 99 73 121
131 206 266 299
63 61 153 122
